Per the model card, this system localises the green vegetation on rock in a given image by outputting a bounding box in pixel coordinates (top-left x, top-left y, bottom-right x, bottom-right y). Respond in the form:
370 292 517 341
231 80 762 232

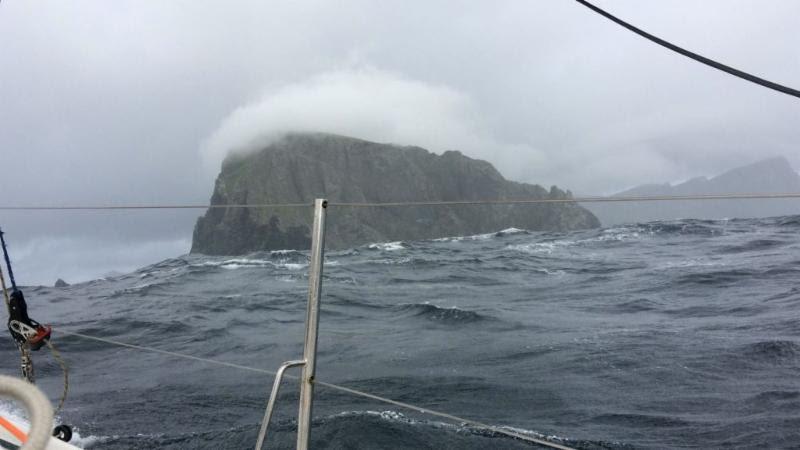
192 133 600 254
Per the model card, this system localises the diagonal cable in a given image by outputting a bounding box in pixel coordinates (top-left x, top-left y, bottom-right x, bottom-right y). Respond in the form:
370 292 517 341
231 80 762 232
56 329 574 449
575 0 800 98
1 192 800 210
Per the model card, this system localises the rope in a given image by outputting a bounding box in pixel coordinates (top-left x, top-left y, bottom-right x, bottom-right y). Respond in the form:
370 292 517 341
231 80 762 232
1 192 800 211
56 329 574 449
574 0 800 99
0 229 17 290
0 244 69 412
43 339 68 414
0 263 9 308
57 330 277 376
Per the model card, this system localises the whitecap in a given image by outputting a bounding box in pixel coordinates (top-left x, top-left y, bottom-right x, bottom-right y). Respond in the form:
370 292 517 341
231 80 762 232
324 410 568 445
270 249 298 255
68 430 111 447
194 257 308 271
366 257 412 265
434 227 528 242
221 258 272 267
497 227 527 235
368 241 406 251
432 232 491 242
507 241 567 254
509 229 644 255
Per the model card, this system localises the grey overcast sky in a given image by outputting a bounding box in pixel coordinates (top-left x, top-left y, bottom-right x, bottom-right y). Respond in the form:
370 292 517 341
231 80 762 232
1 0 798 283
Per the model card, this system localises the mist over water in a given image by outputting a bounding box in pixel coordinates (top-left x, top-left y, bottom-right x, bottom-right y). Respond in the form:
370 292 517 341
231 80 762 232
3 216 798 449
0 209 200 286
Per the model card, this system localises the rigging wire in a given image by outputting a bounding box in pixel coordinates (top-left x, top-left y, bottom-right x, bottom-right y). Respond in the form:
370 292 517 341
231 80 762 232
314 380 574 450
2 192 799 210
330 192 800 208
55 329 574 449
0 203 311 211
574 0 800 99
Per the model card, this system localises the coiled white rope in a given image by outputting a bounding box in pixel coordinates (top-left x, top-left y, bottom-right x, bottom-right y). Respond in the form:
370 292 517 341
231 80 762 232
0 375 53 450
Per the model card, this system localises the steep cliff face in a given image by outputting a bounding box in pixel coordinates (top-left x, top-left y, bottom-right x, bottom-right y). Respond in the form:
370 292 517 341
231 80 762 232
192 133 599 254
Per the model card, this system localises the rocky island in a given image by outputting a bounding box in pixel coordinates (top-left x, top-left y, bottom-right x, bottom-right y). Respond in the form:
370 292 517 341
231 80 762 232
192 133 599 254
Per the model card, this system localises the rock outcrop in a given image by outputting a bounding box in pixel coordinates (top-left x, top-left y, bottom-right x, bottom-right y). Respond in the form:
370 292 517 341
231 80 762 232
192 133 599 254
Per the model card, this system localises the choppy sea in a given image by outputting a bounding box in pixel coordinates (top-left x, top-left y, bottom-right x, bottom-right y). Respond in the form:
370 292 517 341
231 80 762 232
1 216 799 449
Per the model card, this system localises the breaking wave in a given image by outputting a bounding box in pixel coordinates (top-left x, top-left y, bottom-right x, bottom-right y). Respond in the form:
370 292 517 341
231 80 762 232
396 302 490 324
16 216 800 449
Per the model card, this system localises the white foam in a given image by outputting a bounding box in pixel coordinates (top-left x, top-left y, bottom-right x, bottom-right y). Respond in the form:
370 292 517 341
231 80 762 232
399 301 472 314
194 258 308 271
367 257 412 265
270 249 298 255
598 229 641 241
69 430 110 447
433 232 491 242
498 227 527 234
0 402 108 448
0 400 27 422
326 410 568 445
368 241 406 251
507 241 565 254
194 258 269 268
221 258 271 266
509 229 645 255
433 227 528 242
499 425 568 443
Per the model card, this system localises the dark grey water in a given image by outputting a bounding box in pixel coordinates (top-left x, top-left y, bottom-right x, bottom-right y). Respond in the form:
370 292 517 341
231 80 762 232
1 216 799 449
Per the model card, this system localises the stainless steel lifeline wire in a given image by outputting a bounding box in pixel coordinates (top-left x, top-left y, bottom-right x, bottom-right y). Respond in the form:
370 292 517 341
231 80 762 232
54 329 575 450
0 203 311 211
1 191 800 210
330 192 800 207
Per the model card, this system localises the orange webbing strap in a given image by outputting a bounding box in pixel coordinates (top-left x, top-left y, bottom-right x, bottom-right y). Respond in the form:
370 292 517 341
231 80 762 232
0 415 27 443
